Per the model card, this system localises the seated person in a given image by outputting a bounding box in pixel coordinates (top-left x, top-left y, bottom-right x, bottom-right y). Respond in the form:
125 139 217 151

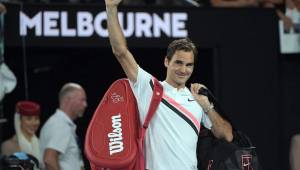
210 0 259 7
275 0 299 32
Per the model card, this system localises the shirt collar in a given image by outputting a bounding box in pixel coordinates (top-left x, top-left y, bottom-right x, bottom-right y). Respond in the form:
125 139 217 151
162 81 189 95
56 109 76 128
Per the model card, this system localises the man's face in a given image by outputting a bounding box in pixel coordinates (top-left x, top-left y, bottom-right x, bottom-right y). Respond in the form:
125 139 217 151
164 50 194 89
69 89 87 118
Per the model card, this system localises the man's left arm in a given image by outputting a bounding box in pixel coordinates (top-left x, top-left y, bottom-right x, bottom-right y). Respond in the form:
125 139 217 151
190 83 233 142
204 106 233 142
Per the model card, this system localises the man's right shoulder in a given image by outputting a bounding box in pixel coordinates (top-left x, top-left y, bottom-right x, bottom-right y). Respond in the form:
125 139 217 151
41 114 67 132
135 67 154 83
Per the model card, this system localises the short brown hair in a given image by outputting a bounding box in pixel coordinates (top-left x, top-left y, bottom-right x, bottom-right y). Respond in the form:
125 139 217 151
166 38 198 62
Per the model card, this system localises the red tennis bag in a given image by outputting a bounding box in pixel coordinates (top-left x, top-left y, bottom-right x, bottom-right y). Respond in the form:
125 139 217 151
85 78 162 170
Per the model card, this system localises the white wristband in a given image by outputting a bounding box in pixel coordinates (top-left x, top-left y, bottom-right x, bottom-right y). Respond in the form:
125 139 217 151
204 103 214 113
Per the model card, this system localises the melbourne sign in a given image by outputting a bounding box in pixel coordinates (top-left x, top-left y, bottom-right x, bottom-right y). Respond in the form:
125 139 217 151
20 11 188 38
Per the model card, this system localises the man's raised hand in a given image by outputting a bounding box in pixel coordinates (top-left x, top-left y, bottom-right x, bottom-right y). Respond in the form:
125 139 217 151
105 0 122 6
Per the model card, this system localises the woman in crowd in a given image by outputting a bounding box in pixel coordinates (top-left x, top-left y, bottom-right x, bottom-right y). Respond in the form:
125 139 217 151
1 101 41 164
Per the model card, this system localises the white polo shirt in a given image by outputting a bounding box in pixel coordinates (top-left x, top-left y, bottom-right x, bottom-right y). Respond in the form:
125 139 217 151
39 109 83 170
130 67 212 170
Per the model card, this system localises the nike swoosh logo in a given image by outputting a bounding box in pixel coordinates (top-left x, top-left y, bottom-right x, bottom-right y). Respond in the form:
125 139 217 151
188 99 195 102
243 163 250 167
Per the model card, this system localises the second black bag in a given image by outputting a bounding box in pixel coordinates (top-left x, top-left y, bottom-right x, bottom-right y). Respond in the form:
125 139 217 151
196 87 262 170
197 128 262 170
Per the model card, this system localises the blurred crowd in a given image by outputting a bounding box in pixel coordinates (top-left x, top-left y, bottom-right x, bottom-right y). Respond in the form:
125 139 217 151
0 0 291 7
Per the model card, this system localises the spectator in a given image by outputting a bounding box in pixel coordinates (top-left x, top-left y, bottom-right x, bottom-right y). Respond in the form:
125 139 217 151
0 3 6 14
39 82 87 170
290 134 300 170
275 0 299 32
1 101 41 164
210 0 258 7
